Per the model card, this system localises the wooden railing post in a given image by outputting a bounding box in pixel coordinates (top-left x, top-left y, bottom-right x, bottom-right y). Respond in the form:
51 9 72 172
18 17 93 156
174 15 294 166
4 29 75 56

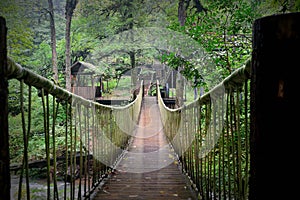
0 16 10 200
250 12 300 199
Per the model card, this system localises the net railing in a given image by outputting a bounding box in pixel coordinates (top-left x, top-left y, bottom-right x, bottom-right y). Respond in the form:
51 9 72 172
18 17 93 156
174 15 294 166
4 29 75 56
6 57 143 200
157 60 251 200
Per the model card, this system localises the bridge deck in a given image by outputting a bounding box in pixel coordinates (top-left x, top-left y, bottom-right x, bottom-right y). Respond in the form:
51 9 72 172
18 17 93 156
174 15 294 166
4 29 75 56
92 96 198 200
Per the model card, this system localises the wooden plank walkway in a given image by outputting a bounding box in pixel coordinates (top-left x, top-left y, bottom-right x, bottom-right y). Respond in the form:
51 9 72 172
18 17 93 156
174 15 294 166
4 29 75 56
92 96 198 200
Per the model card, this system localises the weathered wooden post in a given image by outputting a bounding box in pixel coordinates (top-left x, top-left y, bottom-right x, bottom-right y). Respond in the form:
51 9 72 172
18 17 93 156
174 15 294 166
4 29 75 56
0 16 10 200
250 12 300 199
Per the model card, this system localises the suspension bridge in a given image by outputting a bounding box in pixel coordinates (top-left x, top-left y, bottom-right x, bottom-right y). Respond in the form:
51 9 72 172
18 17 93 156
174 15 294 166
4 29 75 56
1 13 299 200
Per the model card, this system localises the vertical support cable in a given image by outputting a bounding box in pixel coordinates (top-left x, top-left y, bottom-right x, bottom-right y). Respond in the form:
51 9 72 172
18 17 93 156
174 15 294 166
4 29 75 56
92 107 96 187
220 94 226 199
198 105 204 198
206 102 211 199
230 92 237 199
221 92 228 199
212 99 217 200
225 92 231 200
69 101 74 200
93 108 98 185
236 88 243 199
109 109 113 169
71 102 77 200
77 104 83 200
27 86 32 199
52 96 60 199
182 107 186 172
64 101 69 200
244 81 249 199
86 105 91 199
189 108 193 181
194 104 200 194
83 106 88 198
189 107 194 182
41 89 51 200
217 96 222 199
18 80 31 200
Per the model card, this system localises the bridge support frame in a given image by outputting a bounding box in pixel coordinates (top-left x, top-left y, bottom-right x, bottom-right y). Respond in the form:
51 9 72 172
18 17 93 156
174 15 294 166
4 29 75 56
250 12 300 199
0 16 10 200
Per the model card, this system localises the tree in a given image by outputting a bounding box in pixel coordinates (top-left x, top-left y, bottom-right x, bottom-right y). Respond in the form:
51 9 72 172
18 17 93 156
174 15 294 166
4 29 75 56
76 0 178 88
162 0 260 98
0 0 34 64
176 0 207 106
185 0 257 76
178 0 188 26
65 0 78 91
48 0 59 82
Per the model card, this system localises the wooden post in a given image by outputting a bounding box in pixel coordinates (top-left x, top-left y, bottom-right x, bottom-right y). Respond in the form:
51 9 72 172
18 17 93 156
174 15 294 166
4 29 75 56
250 12 300 199
0 16 10 200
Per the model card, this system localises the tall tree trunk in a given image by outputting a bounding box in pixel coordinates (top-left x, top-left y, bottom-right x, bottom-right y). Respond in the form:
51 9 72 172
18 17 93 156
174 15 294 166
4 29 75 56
128 16 138 89
48 0 59 82
177 0 207 105
65 0 78 91
129 51 138 88
178 0 190 26
175 66 184 107
176 0 190 107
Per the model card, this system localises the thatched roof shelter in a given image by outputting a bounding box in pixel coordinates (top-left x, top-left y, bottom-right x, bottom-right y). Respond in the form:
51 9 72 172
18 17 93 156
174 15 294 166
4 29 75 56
71 61 103 100
71 61 98 75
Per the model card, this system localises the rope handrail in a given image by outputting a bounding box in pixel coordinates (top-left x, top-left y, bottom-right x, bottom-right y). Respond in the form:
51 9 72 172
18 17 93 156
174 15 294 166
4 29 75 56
5 57 143 199
198 59 251 105
157 59 251 200
158 58 251 112
7 57 142 110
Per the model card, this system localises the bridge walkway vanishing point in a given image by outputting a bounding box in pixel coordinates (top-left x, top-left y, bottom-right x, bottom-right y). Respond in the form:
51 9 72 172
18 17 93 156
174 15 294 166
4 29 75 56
92 96 198 200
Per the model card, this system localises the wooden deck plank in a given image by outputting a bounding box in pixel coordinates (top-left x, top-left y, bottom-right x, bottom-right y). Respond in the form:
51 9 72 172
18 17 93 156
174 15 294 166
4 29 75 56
92 97 198 200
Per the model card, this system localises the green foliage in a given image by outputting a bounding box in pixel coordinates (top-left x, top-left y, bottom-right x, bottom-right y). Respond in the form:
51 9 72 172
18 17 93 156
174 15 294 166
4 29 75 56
74 0 178 84
9 113 46 163
3 0 299 172
163 0 259 89
161 53 206 89
8 81 69 163
0 0 35 64
71 24 97 61
258 0 300 14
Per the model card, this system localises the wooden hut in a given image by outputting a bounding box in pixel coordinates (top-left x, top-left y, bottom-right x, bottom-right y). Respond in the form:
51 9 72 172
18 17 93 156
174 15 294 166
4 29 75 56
71 61 102 100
